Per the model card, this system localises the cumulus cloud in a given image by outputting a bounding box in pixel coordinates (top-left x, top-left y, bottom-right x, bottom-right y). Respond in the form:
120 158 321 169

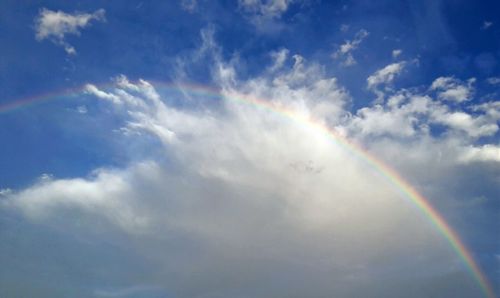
332 29 369 66
430 76 475 103
347 85 498 139
2 29 498 297
34 8 105 55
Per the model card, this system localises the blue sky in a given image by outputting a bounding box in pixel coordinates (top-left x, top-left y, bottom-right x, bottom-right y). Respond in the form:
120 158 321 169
0 1 499 297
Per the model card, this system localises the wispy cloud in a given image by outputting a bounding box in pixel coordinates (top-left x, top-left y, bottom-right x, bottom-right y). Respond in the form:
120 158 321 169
332 29 369 66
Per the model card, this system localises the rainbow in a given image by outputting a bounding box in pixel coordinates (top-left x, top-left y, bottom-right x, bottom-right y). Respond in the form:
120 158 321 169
0 81 496 298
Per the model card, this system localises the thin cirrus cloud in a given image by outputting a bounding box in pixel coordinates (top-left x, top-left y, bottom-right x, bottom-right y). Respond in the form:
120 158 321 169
34 8 105 55
1 28 498 297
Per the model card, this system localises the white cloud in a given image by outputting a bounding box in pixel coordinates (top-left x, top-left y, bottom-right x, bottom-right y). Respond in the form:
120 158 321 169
392 49 403 59
84 84 121 104
347 85 498 139
34 8 105 55
2 30 497 297
431 109 498 138
332 29 369 66
430 76 475 103
366 61 407 102
459 145 500 163
4 72 465 296
3 163 159 233
347 94 431 138
367 61 406 89
472 101 500 120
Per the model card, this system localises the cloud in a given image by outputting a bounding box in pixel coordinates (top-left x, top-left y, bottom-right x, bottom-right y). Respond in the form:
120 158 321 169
2 72 471 296
180 0 198 13
459 145 500 163
34 8 105 55
347 94 430 138
0 188 12 196
486 77 500 85
268 48 290 72
239 0 296 33
4 163 157 233
332 29 369 66
84 84 121 104
76 105 88 114
239 0 292 18
430 77 475 103
2 29 498 297
392 49 403 59
366 61 407 102
347 86 498 139
367 61 406 89
430 108 498 138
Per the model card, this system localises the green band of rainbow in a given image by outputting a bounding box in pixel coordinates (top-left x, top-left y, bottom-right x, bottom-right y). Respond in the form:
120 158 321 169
0 81 495 298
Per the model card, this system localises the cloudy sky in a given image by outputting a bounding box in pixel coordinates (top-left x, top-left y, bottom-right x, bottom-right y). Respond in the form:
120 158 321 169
0 1 499 297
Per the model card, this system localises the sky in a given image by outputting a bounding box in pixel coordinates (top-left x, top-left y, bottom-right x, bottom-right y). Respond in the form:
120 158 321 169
0 0 499 297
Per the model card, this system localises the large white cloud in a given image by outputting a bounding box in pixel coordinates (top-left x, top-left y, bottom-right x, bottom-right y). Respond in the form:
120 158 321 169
2 29 498 297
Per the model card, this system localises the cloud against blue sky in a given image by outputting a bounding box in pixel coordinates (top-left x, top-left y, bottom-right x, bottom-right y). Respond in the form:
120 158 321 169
34 8 106 55
0 1 499 297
